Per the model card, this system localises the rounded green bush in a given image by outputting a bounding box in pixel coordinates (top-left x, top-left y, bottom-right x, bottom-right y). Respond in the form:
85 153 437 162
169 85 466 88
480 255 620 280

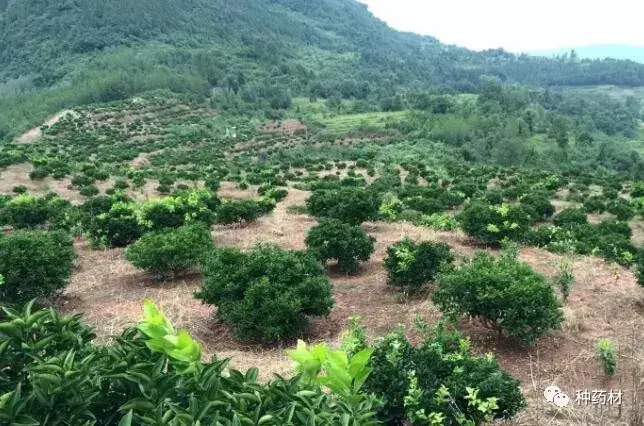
553 207 588 227
433 251 563 344
0 230 76 307
384 237 454 291
305 219 375 274
125 223 212 280
457 202 531 244
306 187 379 225
196 243 334 343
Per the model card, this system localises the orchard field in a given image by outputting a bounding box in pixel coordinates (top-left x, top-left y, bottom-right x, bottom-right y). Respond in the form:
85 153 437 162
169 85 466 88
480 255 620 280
1 85 643 425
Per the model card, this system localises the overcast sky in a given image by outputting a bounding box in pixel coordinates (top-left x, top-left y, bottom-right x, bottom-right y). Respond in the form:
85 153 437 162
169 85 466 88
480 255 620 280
360 0 644 52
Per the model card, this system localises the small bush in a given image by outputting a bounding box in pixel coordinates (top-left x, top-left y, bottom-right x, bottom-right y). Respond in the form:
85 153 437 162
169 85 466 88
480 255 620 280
354 322 526 425
0 194 70 229
595 338 617 376
125 224 213 280
305 219 375 274
85 202 144 247
420 213 459 230
196 244 334 343
520 193 555 220
433 251 563 344
553 207 588 227
583 195 606 213
457 202 531 244
607 199 634 220
306 187 380 225
216 200 262 224
555 260 575 302
0 230 76 306
384 237 454 291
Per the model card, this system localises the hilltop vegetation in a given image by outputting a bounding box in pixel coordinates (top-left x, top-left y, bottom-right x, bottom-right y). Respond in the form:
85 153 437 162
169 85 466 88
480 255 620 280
2 0 644 140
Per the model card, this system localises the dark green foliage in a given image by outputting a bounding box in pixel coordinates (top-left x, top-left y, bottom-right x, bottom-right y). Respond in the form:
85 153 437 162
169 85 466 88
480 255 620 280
125 224 212 280
0 194 70 229
0 302 378 425
215 199 264 224
306 187 380 225
553 207 588 226
635 251 644 287
433 251 563 344
607 198 634 220
85 202 144 247
583 195 606 213
457 202 531 244
196 244 334 343
520 192 555 220
305 219 375 274
0 230 75 307
357 323 526 424
384 237 454 291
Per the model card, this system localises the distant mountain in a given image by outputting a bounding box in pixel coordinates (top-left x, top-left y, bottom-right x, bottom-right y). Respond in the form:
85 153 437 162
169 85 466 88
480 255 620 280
529 45 644 64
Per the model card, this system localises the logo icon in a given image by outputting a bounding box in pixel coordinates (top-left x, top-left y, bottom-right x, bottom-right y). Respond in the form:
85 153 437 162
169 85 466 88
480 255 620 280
544 385 570 407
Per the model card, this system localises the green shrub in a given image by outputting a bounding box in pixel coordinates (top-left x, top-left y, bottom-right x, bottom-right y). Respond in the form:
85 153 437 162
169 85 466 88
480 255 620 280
607 198 634 220
79 185 100 197
555 260 575 302
0 301 377 425
11 185 27 194
0 230 75 307
215 199 262 224
553 207 588 227
520 192 555 220
420 213 459 230
457 202 531 244
583 195 606 213
125 224 212 280
85 202 144 247
0 194 72 230
433 251 563 344
630 181 644 198
384 237 454 291
306 187 380 225
595 338 617 376
305 219 375 274
351 322 526 425
196 244 334 343
636 251 644 287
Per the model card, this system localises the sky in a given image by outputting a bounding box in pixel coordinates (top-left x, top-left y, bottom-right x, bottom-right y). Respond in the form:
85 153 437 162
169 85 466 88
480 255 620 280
359 0 644 52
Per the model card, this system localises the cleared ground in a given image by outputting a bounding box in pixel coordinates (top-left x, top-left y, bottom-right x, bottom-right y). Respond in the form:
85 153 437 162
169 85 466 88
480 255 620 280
55 184 644 425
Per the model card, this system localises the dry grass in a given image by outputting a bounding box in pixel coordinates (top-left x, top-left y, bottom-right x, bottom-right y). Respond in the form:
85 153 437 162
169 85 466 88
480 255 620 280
55 187 644 424
0 163 86 204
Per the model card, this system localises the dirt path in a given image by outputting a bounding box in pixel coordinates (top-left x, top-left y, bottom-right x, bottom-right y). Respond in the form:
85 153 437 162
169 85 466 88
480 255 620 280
15 110 79 143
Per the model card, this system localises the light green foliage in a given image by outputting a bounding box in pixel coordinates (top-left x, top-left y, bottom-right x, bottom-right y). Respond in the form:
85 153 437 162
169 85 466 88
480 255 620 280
555 259 575 302
358 321 526 424
420 213 459 230
596 338 617 376
286 340 374 403
0 300 380 425
137 300 201 373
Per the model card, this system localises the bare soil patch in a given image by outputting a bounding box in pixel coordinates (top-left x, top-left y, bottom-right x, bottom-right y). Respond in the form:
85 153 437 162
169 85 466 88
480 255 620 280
15 110 79 144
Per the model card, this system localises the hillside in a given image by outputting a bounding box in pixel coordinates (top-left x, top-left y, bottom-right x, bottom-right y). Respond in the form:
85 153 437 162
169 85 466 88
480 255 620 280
2 0 644 140
530 44 644 63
